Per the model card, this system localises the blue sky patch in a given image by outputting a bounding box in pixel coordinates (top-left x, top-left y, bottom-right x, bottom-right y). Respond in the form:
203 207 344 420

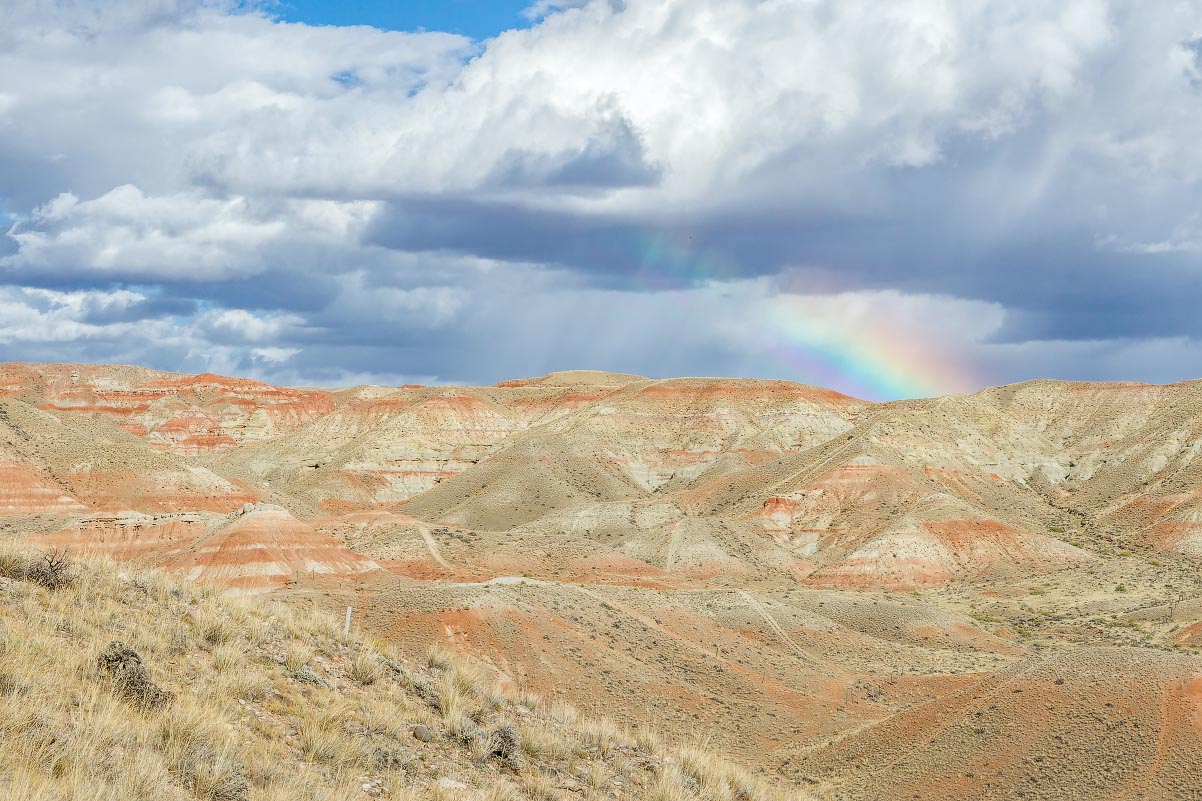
274 0 536 40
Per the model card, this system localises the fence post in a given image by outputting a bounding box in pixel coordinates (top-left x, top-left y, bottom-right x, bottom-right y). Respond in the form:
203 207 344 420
344 606 352 638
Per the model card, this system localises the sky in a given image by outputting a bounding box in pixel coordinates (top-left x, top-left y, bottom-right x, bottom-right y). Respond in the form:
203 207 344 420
274 0 537 40
2 1 1202 400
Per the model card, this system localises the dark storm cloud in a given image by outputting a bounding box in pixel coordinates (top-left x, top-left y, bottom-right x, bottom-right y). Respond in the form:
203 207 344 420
364 184 1202 345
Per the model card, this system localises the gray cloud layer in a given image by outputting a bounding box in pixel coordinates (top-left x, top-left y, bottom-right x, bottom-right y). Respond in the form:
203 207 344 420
2 0 1202 397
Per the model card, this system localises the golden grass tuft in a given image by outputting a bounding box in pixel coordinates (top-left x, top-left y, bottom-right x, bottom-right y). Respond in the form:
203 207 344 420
349 650 384 685
284 641 312 673
426 644 454 671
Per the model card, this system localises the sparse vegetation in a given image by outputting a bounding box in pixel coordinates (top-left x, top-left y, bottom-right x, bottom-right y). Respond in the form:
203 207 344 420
0 543 804 801
0 542 75 591
349 650 385 686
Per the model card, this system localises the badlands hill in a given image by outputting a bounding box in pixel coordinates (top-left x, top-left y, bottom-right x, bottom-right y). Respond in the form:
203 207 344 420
3 362 1202 799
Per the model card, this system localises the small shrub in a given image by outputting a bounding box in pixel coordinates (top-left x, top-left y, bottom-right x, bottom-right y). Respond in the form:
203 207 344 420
24 549 76 591
486 723 524 772
97 640 174 708
293 665 332 688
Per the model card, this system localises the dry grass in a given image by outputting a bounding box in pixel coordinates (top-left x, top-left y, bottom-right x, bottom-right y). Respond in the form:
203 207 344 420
586 760 611 792
579 717 623 757
349 650 384 685
0 542 809 801
522 771 561 801
513 686 543 711
212 641 245 673
547 698 579 725
633 723 663 754
426 644 454 671
192 606 236 648
284 642 312 673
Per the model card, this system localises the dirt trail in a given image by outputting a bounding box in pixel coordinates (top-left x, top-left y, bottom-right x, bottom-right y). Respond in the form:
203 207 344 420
664 519 684 572
417 528 453 570
738 589 824 667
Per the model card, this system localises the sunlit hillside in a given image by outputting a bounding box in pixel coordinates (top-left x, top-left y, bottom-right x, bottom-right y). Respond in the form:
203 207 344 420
0 541 805 801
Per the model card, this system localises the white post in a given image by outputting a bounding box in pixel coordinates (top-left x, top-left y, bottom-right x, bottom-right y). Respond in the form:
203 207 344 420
343 606 352 638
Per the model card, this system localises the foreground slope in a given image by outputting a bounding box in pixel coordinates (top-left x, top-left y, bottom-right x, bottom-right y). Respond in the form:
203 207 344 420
0 542 802 801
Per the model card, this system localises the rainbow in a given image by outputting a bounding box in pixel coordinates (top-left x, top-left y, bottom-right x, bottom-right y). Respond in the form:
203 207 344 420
752 297 980 400
628 229 980 401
